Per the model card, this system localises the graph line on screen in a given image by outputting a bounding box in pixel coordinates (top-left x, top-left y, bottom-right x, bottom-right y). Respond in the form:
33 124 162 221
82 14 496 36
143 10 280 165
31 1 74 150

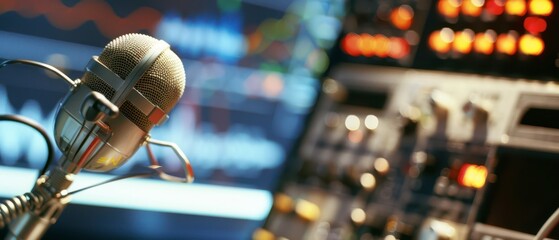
0 0 162 38
0 85 284 177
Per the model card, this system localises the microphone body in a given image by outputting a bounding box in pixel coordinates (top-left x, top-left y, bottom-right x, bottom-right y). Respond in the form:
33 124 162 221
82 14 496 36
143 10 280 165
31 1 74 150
5 33 186 239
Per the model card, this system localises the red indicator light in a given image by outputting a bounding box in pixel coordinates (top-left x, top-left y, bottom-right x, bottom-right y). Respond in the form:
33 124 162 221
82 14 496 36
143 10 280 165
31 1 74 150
524 17 547 34
342 33 361 57
486 0 505 15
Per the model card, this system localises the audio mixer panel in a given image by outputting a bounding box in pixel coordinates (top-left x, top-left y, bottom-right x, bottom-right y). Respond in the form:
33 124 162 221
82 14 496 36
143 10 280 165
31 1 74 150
260 64 559 239
258 0 559 239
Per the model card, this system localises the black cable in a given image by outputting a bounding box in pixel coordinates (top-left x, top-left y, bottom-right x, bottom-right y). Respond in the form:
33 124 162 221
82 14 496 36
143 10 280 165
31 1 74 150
0 115 55 177
0 59 76 88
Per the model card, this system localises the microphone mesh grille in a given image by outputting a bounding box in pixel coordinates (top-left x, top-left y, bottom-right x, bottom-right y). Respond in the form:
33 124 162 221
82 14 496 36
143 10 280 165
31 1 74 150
82 33 185 131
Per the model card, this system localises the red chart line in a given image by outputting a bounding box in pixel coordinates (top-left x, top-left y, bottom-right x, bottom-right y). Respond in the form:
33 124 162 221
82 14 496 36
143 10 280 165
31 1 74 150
0 0 163 38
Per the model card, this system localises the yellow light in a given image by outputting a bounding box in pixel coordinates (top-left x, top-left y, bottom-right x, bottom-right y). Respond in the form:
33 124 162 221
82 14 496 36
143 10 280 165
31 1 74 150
429 29 454 54
252 228 275 240
391 5 414 30
452 30 474 54
519 34 544 55
345 115 361 131
274 193 294 213
458 164 488 189
374 157 390 175
505 0 527 16
438 0 461 18
360 173 377 190
496 33 517 55
364 115 379 130
462 0 483 16
295 199 320 222
474 31 495 55
351 208 367 225
529 0 553 16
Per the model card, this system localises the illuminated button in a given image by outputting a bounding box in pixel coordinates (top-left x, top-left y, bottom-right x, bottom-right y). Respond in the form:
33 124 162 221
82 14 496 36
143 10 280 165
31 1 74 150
390 5 414 30
374 157 390 175
295 199 320 221
524 17 547 34
351 208 367 225
505 0 527 16
374 34 391 58
359 33 376 57
486 0 505 15
364 115 380 130
457 164 488 189
360 172 377 190
345 115 361 131
496 33 517 55
462 0 484 17
519 34 544 55
389 37 410 59
452 29 474 54
438 0 461 18
274 193 294 213
529 0 553 16
429 28 454 53
342 33 361 56
474 31 495 55
252 228 275 240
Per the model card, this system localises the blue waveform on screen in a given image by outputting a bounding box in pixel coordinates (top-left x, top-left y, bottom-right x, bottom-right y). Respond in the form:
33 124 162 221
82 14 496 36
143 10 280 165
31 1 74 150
155 12 247 62
0 86 284 177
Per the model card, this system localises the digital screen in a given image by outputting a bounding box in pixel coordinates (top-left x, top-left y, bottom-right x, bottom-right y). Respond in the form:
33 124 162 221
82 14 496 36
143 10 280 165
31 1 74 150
477 147 559 239
0 0 344 238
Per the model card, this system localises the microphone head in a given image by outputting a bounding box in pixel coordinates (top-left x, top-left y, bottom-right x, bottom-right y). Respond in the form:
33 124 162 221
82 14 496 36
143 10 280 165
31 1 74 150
54 33 186 172
82 33 185 132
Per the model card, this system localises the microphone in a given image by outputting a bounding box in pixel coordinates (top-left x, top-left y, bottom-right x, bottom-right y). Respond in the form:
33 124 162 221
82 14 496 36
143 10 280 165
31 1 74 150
55 33 186 173
3 33 188 239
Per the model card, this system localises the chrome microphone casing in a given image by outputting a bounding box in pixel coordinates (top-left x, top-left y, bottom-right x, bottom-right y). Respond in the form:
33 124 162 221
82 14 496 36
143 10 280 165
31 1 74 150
54 84 148 172
53 34 184 173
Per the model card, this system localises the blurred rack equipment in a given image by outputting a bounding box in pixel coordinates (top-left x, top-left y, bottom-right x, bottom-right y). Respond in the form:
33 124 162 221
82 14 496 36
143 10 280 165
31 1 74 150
258 0 559 239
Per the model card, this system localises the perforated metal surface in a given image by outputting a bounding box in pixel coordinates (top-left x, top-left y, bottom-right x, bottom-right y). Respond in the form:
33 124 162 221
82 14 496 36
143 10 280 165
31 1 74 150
82 33 186 131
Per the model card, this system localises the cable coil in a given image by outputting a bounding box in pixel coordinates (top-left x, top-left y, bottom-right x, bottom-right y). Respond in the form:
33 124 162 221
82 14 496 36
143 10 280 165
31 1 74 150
0 192 45 229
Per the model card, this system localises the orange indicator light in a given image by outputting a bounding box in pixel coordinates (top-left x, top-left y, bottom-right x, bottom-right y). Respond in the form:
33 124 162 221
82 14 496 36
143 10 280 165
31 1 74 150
391 5 414 30
438 0 461 18
474 31 495 55
452 30 474 54
458 164 488 189
429 29 454 54
496 33 517 55
505 0 527 16
462 0 483 17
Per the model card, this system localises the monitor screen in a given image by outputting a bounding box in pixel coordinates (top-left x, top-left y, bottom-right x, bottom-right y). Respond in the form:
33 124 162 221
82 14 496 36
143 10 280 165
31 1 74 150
0 0 344 238
476 147 559 239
